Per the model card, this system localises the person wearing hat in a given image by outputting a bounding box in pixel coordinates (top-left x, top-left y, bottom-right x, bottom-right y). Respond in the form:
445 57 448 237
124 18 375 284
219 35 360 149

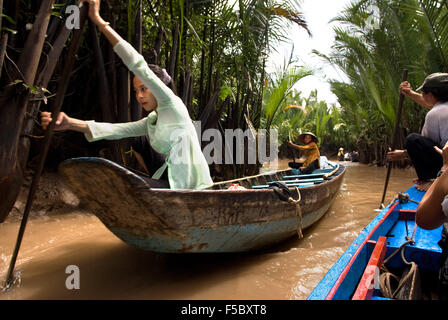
388 73 448 191
338 147 345 161
287 132 321 174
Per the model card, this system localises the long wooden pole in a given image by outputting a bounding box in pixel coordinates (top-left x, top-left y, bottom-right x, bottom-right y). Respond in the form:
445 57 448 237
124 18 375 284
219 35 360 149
379 69 408 209
4 4 88 290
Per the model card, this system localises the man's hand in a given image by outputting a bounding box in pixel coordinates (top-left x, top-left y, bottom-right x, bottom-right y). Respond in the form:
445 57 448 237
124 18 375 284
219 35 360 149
387 149 408 162
435 142 448 168
399 81 413 97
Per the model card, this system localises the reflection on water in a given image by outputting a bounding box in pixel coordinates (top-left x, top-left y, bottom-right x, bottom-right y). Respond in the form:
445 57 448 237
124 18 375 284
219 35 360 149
0 161 416 299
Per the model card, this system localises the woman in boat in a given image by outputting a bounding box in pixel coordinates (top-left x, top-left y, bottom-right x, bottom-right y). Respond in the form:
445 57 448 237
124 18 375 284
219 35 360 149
388 73 448 191
41 0 213 190
287 132 320 174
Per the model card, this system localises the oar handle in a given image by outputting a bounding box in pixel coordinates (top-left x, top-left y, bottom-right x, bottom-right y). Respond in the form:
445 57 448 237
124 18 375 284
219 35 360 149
380 69 408 208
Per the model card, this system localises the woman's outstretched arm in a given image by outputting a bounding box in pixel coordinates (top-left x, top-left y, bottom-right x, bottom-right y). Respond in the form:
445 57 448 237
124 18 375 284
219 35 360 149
41 111 90 133
80 0 122 46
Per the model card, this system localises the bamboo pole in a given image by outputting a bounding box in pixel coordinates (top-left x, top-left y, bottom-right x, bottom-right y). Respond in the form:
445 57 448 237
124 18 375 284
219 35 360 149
4 4 88 290
379 69 408 209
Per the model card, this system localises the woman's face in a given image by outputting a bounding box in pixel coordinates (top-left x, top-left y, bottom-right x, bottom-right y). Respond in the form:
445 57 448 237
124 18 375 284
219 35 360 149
133 77 158 112
303 135 312 144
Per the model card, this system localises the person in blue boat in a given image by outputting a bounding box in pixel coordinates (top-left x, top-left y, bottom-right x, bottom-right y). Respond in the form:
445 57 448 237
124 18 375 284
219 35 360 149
417 141 448 300
388 73 448 191
287 132 320 174
417 142 448 230
41 0 213 190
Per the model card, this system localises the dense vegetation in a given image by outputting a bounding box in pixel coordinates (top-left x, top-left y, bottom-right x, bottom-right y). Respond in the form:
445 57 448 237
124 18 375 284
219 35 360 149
0 0 309 220
263 0 448 163
1 0 447 221
316 0 448 163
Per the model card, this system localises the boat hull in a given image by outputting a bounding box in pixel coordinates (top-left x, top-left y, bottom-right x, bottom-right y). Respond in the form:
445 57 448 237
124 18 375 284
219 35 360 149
59 157 345 253
308 186 443 300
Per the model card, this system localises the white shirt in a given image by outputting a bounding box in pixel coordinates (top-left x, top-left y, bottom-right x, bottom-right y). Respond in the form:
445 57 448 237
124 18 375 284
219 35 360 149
422 101 448 147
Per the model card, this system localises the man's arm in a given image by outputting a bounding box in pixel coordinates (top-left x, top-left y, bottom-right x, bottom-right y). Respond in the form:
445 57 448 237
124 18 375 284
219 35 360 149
400 81 432 109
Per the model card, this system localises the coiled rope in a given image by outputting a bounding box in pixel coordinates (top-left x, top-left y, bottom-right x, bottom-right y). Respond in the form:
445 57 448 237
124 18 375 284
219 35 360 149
379 221 419 299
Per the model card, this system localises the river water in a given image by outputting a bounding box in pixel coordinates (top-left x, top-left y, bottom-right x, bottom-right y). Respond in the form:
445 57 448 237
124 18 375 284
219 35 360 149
0 161 415 300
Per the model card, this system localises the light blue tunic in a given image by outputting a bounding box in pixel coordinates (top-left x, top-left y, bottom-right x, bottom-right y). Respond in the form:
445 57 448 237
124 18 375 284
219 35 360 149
84 39 213 190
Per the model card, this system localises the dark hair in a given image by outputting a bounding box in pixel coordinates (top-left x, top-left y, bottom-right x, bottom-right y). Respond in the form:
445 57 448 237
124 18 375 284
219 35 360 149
133 65 178 96
422 87 448 102
148 64 178 95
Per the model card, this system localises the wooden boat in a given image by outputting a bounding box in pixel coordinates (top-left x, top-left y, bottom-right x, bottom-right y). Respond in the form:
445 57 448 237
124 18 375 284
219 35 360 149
308 186 445 300
58 157 345 253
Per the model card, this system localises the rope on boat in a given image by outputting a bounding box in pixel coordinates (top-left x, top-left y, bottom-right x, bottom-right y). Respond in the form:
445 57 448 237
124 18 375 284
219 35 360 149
379 223 419 299
271 182 303 239
287 187 303 239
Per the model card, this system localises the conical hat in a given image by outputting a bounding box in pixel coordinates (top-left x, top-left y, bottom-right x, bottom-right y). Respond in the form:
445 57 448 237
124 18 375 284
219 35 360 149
298 132 318 144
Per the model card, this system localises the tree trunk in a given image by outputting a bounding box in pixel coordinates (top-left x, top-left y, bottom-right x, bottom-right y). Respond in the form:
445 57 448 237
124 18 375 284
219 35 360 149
168 22 179 81
18 17 73 174
130 0 142 122
0 33 7 80
0 0 3 34
90 21 114 123
0 0 55 222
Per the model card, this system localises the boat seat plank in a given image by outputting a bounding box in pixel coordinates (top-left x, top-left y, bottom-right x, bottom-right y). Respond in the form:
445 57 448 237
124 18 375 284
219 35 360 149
268 178 324 185
251 183 314 189
282 173 326 179
384 220 443 271
352 236 388 300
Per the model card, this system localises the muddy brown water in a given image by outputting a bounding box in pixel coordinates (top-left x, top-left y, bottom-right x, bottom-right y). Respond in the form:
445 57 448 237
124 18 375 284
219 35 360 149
0 161 415 300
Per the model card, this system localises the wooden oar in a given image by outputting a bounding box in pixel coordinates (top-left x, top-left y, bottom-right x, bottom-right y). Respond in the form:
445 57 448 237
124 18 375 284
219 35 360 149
379 69 408 209
288 129 296 163
3 4 88 290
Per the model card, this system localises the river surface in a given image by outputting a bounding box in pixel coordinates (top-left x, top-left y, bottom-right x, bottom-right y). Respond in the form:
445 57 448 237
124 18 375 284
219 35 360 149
0 161 416 300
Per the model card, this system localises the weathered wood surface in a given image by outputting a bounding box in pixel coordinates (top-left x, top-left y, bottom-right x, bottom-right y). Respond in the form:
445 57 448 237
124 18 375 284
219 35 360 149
59 157 345 253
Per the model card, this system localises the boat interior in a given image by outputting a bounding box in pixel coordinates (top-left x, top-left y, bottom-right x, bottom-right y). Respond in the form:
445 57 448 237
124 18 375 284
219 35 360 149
211 157 342 190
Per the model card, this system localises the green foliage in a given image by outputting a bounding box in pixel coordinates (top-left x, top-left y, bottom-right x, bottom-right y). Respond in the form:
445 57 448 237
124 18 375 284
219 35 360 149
314 0 448 164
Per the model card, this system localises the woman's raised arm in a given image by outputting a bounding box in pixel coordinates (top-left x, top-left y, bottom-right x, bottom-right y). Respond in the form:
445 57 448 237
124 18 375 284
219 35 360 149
80 0 122 47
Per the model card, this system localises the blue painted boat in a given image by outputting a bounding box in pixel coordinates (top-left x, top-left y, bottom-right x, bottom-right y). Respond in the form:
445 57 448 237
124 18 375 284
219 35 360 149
58 157 345 253
308 186 445 300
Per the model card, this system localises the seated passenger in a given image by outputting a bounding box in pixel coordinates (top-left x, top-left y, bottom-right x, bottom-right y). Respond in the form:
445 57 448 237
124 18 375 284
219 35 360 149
416 142 448 230
388 73 448 191
287 132 320 174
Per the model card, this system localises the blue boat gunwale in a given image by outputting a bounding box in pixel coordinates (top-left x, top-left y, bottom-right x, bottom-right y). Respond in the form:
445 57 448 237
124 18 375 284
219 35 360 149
321 201 400 300
308 186 444 300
